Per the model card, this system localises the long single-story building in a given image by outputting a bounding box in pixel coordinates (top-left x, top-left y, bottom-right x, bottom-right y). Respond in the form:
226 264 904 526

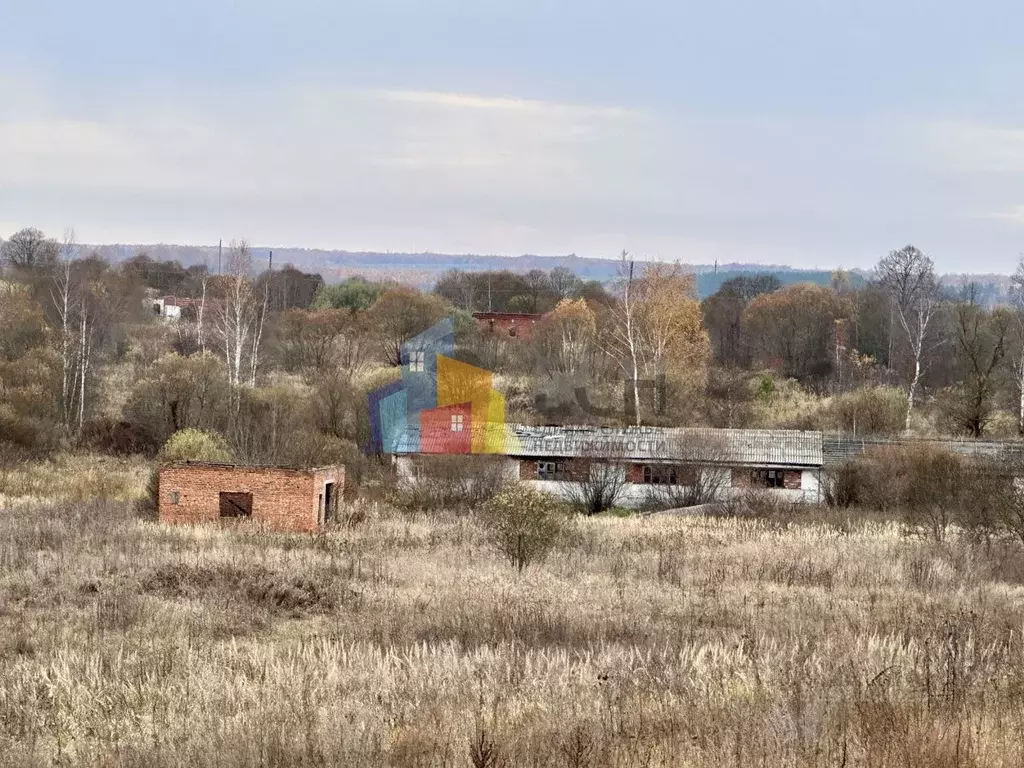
390 425 825 506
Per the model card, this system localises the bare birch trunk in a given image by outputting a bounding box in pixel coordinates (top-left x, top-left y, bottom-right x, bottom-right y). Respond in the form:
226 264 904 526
906 354 921 433
197 277 207 355
249 279 269 387
1018 357 1024 435
77 306 89 433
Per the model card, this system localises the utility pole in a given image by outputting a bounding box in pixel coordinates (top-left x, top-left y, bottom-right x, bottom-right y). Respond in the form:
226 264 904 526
487 273 493 312
218 239 222 275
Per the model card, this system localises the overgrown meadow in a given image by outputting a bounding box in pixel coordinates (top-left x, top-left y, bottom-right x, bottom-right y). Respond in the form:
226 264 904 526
3 465 1024 767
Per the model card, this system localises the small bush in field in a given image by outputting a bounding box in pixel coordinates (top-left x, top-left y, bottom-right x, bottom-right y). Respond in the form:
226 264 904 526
159 428 233 464
481 486 568 572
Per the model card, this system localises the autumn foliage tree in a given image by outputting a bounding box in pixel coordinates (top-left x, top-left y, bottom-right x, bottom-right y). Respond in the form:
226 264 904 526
635 263 709 389
366 287 451 366
536 298 596 376
742 284 852 384
701 275 781 367
947 288 1011 437
273 308 368 379
601 257 709 424
0 286 59 452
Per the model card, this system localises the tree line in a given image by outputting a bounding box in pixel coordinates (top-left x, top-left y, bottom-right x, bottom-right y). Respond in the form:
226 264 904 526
2 227 1024 476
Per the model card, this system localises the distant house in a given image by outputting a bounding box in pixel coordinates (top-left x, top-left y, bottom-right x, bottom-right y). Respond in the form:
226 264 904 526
389 425 826 506
472 312 542 340
158 463 346 532
149 296 198 321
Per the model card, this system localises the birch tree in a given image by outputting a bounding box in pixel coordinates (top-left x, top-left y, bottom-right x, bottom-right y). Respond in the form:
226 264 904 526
605 251 644 426
196 264 210 355
876 245 939 433
249 264 270 387
635 262 709 385
49 231 80 431
215 240 258 387
1009 255 1024 434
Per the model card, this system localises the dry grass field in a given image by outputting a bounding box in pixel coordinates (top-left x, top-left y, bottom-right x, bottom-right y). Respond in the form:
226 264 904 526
3 475 1024 766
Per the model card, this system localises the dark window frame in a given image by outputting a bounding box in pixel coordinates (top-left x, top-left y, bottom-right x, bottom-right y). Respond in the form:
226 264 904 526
536 460 568 481
751 469 786 489
641 464 699 485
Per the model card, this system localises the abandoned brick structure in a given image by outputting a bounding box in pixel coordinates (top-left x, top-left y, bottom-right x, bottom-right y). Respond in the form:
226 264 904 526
158 463 345 532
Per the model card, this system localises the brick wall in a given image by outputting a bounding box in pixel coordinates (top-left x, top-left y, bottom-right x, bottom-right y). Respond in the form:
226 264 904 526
783 470 802 490
312 466 347 524
159 464 344 533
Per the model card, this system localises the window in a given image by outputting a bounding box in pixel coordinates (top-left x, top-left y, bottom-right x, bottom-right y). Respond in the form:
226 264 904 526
642 465 678 485
219 492 253 518
642 464 697 485
537 460 568 481
451 413 464 432
169 490 180 505
409 349 425 372
752 469 785 489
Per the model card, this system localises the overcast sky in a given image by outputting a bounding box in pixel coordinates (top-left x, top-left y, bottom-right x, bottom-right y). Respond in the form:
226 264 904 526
2 0 1024 271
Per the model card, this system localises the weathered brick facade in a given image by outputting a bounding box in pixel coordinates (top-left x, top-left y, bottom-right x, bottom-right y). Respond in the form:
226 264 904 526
783 470 802 491
158 464 345 533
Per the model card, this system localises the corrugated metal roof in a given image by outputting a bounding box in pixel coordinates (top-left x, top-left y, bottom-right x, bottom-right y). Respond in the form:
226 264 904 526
391 425 824 467
823 433 1024 467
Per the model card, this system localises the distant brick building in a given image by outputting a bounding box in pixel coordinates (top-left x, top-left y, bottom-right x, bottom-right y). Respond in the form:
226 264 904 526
158 463 345 532
472 312 542 340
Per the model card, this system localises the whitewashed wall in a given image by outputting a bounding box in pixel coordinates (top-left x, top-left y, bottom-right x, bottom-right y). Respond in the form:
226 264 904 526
396 458 823 508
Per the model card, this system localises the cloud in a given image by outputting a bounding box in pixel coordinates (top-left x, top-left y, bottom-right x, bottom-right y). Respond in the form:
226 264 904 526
0 79 668 250
990 205 1024 224
921 120 1024 174
5 76 1024 269
370 88 636 119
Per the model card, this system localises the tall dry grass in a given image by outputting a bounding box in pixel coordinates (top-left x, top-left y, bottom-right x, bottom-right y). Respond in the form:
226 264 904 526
0 453 149 506
2 494 1024 765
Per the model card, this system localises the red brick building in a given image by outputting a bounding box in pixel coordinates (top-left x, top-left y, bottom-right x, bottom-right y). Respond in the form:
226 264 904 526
158 463 345 532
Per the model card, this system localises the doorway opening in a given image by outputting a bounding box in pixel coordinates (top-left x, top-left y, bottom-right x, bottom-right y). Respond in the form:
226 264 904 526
323 482 336 523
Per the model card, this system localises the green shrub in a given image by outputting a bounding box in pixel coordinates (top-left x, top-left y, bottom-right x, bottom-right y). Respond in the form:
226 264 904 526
480 486 569 572
159 429 233 464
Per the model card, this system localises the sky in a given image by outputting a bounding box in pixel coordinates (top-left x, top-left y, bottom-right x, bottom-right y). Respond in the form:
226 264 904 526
2 0 1024 272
